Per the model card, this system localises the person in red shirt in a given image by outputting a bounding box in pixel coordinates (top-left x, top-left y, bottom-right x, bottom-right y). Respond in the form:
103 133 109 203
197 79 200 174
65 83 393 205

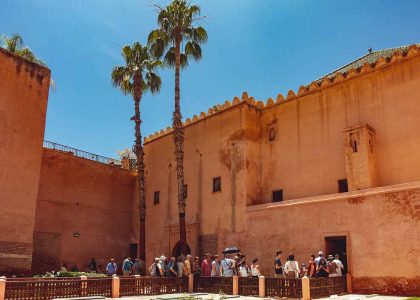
201 253 212 276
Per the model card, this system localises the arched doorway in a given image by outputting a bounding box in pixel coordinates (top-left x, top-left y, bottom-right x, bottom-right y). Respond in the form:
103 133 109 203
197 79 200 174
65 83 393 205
172 240 191 258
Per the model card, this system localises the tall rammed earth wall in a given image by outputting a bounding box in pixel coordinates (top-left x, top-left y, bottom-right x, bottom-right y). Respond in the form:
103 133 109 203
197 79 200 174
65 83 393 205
141 48 420 295
258 52 420 203
141 104 256 261
33 149 136 274
0 48 50 275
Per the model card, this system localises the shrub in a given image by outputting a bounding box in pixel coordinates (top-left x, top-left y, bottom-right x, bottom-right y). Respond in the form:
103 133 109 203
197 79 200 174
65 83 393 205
57 271 107 278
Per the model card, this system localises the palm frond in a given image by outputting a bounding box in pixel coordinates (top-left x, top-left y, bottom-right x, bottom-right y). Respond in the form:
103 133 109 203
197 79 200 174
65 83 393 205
145 71 162 94
111 41 162 97
184 41 201 61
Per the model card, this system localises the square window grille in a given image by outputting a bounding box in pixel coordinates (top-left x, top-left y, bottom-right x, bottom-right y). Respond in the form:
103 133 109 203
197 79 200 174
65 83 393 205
272 190 283 202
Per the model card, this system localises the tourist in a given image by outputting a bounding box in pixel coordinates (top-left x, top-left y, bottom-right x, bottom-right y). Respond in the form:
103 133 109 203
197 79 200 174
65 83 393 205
238 260 249 277
274 250 283 277
316 253 329 278
211 255 221 277
149 258 160 277
314 251 323 266
177 256 184 277
220 252 235 277
233 255 240 276
166 257 178 277
160 256 167 276
97 265 104 274
183 255 192 277
333 254 345 276
122 257 133 276
89 258 97 272
60 263 67 272
106 259 117 276
284 253 300 278
157 256 166 277
193 256 201 276
132 258 144 276
306 254 316 278
201 253 212 276
327 255 338 277
250 258 261 277
71 265 79 272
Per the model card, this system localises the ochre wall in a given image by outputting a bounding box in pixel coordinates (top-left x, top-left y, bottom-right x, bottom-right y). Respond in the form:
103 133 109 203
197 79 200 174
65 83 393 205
140 50 420 295
244 182 420 295
33 149 136 274
142 104 256 263
259 53 420 203
0 48 50 275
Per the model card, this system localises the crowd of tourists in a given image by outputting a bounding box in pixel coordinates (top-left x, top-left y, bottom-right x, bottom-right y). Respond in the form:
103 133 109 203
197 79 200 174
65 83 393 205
101 249 345 278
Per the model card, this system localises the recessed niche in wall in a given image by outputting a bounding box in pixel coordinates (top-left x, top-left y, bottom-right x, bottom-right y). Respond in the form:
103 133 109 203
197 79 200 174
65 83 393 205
154 191 160 204
268 127 276 142
213 177 221 192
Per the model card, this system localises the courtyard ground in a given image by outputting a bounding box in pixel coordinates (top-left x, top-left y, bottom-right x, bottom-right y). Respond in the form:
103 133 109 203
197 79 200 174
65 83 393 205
111 293 413 300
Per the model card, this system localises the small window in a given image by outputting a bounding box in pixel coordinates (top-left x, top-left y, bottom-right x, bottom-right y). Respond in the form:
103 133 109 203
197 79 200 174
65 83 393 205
272 190 283 202
338 179 348 193
154 191 160 204
213 177 221 192
183 184 188 199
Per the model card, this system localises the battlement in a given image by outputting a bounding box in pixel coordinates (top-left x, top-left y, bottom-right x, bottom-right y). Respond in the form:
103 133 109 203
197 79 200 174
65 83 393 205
144 44 420 144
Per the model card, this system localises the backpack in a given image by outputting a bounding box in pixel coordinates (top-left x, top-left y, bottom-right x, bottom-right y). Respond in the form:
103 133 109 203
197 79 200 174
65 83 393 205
328 261 337 274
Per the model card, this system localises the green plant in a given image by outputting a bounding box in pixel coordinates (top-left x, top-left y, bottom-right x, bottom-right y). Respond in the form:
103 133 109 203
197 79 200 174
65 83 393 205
148 0 208 254
112 42 162 266
56 271 107 278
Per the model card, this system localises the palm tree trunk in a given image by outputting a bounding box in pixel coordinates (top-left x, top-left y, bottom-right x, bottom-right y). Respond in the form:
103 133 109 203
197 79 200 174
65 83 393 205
134 71 146 272
173 38 187 255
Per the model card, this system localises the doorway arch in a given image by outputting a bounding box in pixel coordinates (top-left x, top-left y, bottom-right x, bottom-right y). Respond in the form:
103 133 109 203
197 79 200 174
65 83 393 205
172 240 191 258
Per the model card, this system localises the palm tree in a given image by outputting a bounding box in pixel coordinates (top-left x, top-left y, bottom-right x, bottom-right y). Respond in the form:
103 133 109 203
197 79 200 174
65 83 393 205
148 0 207 256
111 42 162 267
1 33 55 89
1 33 46 65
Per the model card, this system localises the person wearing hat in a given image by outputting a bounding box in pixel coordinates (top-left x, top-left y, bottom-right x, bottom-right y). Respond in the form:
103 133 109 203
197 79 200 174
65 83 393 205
158 256 167 277
220 251 235 277
327 255 338 277
148 258 160 277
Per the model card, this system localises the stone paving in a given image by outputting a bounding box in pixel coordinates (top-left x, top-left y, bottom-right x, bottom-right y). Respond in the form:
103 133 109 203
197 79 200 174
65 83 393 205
111 293 412 300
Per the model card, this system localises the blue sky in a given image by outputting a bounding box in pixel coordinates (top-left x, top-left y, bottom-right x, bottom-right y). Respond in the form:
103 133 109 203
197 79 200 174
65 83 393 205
1 0 419 159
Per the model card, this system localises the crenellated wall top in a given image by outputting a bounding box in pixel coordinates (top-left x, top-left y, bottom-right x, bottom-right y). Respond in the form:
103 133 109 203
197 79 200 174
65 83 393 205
144 44 420 144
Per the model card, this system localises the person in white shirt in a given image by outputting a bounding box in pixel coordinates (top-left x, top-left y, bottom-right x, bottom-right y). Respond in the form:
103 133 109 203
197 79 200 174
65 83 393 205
284 253 300 278
333 254 344 276
211 255 221 276
238 260 249 277
250 258 261 277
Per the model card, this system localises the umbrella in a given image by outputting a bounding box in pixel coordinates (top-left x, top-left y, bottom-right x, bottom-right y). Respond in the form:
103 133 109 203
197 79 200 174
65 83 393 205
222 247 240 254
